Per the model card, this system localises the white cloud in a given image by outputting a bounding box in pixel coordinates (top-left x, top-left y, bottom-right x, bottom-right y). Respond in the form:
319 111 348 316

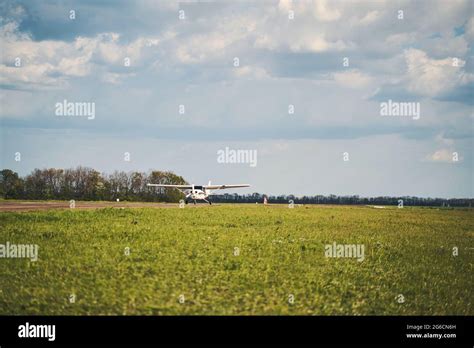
404 48 474 97
0 19 168 89
313 0 342 21
385 32 417 47
421 34 469 58
360 10 379 25
277 0 292 12
332 70 373 89
173 14 256 64
289 35 350 53
426 149 461 163
0 63 67 89
233 66 270 80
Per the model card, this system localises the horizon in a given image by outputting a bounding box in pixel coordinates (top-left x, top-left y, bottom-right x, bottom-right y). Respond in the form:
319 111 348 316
1 165 473 201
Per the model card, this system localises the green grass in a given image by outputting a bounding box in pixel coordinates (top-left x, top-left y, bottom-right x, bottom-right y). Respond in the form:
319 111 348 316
0 204 473 315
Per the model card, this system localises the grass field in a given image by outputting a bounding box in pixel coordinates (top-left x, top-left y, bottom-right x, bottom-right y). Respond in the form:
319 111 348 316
0 203 473 315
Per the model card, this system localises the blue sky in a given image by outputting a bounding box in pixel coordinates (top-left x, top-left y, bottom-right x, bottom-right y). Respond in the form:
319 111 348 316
1 0 473 198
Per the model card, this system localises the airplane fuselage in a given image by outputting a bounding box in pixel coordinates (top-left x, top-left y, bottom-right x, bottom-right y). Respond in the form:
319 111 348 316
184 189 208 200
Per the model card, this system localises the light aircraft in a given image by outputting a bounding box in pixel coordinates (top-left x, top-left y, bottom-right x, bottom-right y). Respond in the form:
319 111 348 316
147 181 250 205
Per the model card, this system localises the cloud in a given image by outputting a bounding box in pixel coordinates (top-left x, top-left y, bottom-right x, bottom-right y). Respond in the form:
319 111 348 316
174 31 239 63
404 48 474 98
359 10 379 25
233 66 270 80
425 149 461 163
0 18 171 89
312 0 342 21
332 70 373 89
288 35 350 53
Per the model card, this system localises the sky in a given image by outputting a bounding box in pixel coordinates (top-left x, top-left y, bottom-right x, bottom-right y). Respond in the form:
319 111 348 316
0 0 473 198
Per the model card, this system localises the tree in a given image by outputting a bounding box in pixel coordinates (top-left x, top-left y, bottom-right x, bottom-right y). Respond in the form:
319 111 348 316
0 169 24 198
147 170 187 202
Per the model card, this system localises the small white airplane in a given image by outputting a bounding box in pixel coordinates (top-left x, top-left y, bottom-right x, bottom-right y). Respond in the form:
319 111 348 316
147 181 250 205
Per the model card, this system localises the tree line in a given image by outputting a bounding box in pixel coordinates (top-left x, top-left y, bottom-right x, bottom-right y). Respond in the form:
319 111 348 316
1 167 472 206
0 167 186 202
210 193 473 207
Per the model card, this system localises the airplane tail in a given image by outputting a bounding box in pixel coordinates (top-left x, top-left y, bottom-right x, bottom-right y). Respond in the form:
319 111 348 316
205 180 212 195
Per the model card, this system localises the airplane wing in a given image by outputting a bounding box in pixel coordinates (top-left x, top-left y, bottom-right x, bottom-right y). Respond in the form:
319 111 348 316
204 184 250 190
147 184 192 189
